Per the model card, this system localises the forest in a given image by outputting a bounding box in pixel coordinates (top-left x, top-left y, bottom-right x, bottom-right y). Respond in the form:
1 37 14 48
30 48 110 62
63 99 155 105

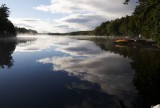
95 0 160 45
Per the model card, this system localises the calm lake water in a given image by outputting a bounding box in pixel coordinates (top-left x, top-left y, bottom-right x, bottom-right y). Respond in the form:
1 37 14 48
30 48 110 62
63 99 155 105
0 35 160 108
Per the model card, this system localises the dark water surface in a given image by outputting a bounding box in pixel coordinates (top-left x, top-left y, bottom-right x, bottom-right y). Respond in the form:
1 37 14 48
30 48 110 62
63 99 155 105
0 35 160 108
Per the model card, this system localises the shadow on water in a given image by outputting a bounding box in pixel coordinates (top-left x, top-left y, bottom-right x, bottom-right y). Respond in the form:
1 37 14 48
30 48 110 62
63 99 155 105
88 37 160 108
0 37 36 69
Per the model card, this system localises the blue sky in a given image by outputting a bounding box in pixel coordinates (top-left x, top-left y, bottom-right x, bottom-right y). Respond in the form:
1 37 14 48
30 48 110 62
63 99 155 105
0 0 137 33
0 0 64 20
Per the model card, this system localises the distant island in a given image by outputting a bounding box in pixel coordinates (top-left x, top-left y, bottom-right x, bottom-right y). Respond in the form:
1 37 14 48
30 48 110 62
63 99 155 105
47 31 93 36
15 27 37 34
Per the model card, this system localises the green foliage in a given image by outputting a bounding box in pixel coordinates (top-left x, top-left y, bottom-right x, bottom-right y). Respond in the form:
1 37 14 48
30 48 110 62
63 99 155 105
123 0 160 46
0 4 16 37
94 16 139 36
92 0 160 46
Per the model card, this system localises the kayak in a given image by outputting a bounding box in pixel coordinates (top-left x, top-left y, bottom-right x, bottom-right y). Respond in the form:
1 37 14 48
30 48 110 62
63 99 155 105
114 39 128 43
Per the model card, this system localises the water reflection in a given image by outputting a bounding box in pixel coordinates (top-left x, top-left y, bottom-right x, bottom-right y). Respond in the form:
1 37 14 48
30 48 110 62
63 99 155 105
15 36 65 52
37 37 141 107
1 36 159 108
131 49 160 107
88 37 160 107
0 37 36 69
0 40 16 68
36 37 160 107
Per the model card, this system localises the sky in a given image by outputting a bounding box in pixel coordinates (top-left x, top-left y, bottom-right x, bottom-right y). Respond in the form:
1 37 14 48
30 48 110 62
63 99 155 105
0 0 138 33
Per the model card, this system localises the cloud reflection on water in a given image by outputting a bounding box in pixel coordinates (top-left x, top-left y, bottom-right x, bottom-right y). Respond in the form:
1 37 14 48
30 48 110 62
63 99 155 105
15 36 55 52
38 55 136 97
15 36 106 57
37 37 138 106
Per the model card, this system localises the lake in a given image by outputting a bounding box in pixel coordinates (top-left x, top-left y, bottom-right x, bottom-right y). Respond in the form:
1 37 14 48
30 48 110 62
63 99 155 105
0 35 160 108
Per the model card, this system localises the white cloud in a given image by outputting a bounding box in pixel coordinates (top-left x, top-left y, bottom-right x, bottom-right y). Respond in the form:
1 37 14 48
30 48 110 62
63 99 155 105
10 18 61 33
55 13 111 31
10 0 138 33
34 0 137 32
34 0 137 17
9 14 109 33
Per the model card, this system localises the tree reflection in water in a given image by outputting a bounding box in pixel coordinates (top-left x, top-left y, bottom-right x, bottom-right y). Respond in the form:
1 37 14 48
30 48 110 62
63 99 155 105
0 40 16 68
132 49 160 107
89 37 160 108
0 37 36 69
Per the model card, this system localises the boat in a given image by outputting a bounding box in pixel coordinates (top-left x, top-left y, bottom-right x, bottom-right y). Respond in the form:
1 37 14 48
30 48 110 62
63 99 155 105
113 37 157 48
114 38 128 44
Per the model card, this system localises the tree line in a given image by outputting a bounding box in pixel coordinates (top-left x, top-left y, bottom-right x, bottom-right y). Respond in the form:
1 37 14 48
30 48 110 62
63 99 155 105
94 15 138 36
94 0 160 45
